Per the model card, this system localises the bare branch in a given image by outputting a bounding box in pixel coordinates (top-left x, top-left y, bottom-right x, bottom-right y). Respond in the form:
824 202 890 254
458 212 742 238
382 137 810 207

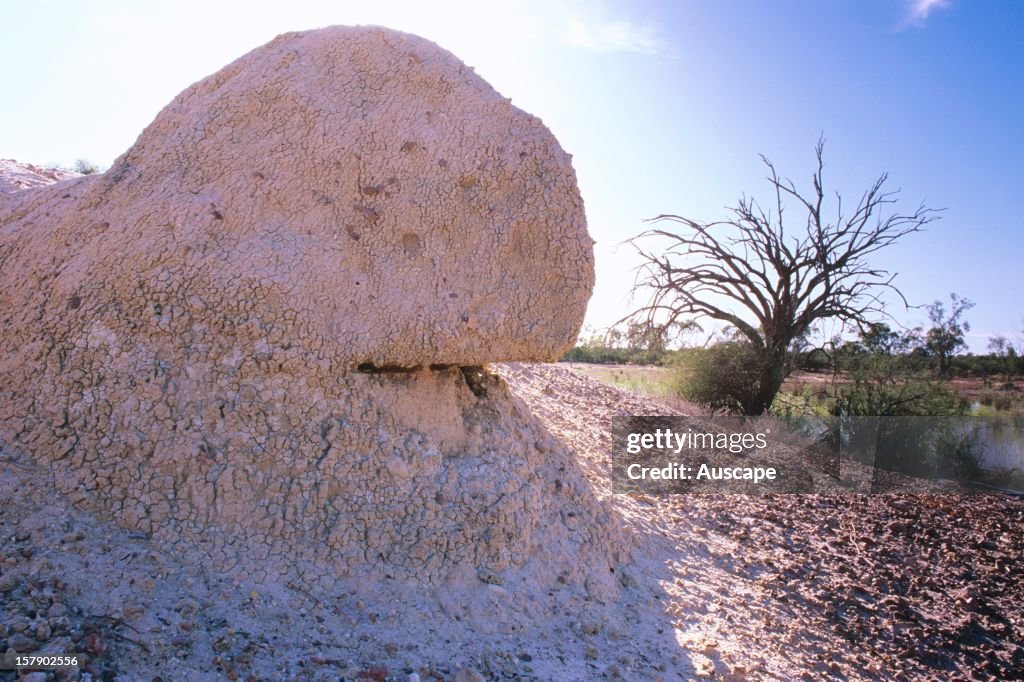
623 139 936 414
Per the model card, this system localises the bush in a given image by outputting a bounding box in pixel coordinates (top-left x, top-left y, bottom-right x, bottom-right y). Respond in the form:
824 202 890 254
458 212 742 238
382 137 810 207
823 362 983 480
831 373 964 419
993 393 1013 411
72 159 101 175
673 341 767 414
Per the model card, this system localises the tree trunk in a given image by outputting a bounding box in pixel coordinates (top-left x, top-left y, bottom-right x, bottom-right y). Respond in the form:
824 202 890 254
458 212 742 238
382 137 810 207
746 350 788 415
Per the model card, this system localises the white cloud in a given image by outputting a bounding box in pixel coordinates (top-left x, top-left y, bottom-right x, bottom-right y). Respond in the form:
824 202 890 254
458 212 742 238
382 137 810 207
906 0 951 27
563 16 666 55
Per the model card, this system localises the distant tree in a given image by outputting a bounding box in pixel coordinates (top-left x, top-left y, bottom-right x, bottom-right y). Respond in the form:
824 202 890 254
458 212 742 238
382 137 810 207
625 138 939 415
988 334 1010 357
924 293 974 376
988 334 1017 378
858 322 904 355
72 159 101 175
833 322 924 375
561 321 692 365
622 319 693 354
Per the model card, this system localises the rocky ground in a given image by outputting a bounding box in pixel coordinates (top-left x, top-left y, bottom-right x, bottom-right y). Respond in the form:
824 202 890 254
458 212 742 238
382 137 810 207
501 363 1024 681
2 363 1023 681
0 160 78 195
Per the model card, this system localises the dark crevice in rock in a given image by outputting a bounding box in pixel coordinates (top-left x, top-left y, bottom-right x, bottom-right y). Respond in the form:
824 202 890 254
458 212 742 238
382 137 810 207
356 362 421 374
356 362 464 375
460 365 492 398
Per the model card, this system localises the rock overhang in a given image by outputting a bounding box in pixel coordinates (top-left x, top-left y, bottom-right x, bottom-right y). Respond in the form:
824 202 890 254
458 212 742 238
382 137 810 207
51 25 594 368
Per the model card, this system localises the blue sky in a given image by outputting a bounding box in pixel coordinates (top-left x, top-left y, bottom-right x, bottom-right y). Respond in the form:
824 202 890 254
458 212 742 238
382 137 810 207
3 0 1021 351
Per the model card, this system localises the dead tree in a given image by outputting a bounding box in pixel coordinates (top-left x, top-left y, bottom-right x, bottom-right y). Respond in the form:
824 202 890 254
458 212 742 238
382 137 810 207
627 138 940 414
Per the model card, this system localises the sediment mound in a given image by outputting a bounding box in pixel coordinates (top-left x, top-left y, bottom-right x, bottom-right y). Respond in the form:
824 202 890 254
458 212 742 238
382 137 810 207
0 26 616 595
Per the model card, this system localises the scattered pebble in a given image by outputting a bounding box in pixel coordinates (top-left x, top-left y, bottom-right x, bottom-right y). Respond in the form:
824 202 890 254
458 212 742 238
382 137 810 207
8 632 35 652
452 668 485 682
363 664 388 681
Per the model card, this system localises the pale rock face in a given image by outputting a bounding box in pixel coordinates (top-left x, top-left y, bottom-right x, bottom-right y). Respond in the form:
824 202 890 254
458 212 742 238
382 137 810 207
24 25 592 367
0 28 616 590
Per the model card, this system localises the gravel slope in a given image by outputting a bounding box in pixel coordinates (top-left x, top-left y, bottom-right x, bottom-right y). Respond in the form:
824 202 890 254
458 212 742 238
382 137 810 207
499 363 1024 681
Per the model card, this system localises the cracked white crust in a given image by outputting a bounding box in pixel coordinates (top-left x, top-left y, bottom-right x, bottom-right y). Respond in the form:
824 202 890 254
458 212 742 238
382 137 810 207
9 25 592 368
0 28 612 589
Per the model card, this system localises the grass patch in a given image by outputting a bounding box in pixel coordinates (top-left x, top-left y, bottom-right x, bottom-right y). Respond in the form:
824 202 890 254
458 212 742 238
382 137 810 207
566 363 678 398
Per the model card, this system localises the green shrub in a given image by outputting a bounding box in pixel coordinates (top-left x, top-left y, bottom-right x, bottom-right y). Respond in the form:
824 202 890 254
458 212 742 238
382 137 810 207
830 373 964 419
673 341 767 414
823 363 983 479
